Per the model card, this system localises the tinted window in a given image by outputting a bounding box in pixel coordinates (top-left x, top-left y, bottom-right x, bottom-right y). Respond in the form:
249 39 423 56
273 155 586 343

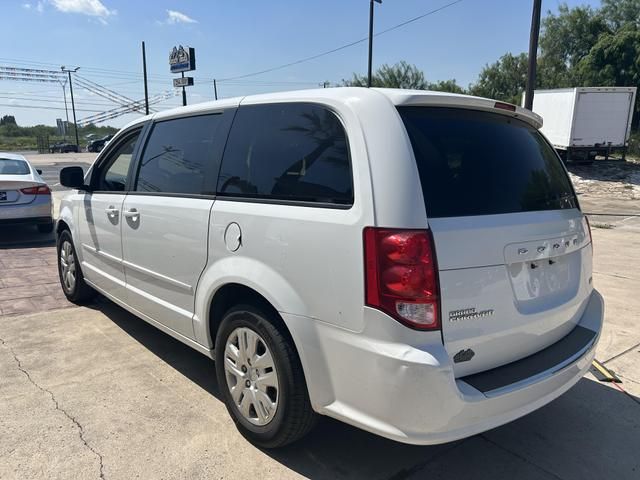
96 131 141 191
0 158 30 175
398 107 577 218
218 103 352 204
136 114 229 195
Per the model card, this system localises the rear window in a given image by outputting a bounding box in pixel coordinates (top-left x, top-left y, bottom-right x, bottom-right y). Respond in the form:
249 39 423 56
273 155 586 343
398 107 577 218
0 158 30 175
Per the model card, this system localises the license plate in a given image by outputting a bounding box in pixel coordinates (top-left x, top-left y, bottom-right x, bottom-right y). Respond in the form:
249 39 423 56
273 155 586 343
0 191 6 201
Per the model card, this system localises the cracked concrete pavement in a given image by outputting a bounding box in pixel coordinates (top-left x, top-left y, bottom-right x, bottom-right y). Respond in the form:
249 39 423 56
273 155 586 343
0 155 639 479
0 337 105 479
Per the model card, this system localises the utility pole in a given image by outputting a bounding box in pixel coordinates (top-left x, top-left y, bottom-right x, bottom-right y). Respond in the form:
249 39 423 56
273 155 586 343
61 66 80 149
181 72 187 106
59 78 70 140
142 41 149 115
525 0 542 110
213 79 218 100
367 0 382 88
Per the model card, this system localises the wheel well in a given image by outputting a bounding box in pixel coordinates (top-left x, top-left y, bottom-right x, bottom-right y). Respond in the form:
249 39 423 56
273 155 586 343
56 219 70 236
209 283 288 347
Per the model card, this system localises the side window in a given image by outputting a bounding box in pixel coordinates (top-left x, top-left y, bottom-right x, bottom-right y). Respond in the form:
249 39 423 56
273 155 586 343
135 114 229 195
95 130 141 192
217 103 353 205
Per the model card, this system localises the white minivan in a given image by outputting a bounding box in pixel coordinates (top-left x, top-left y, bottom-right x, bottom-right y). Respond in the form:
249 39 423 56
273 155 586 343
57 88 603 448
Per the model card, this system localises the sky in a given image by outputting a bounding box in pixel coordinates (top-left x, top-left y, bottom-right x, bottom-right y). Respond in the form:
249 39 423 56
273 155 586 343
0 0 601 127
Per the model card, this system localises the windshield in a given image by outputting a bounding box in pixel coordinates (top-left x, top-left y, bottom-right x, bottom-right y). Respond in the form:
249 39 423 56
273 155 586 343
0 158 30 175
398 107 578 218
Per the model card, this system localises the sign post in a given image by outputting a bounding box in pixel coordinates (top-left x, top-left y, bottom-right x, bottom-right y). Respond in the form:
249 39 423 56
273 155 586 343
169 45 196 106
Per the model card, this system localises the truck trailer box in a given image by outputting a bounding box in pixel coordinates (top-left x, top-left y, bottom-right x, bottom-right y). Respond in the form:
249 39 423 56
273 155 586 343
525 87 636 159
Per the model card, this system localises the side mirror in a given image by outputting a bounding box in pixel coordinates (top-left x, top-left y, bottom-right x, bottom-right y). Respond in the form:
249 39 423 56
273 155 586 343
36 168 43 175
60 166 89 190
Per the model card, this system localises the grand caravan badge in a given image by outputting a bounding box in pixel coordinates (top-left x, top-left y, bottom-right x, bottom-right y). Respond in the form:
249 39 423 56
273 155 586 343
449 307 494 322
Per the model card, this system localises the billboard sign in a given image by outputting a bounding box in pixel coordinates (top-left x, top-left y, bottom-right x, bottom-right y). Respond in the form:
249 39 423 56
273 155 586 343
169 46 196 73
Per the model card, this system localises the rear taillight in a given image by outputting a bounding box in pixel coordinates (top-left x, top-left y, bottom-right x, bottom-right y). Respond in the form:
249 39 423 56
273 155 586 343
20 185 51 195
364 227 440 330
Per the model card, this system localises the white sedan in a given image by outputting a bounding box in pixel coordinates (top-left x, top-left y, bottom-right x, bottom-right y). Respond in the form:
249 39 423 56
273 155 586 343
0 153 54 233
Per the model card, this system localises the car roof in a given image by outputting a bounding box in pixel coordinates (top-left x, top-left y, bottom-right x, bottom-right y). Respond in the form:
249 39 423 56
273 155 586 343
0 152 27 162
0 152 28 162
123 87 543 129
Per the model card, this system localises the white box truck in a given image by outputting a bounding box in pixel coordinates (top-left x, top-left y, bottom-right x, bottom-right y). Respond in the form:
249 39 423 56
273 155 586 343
525 87 637 161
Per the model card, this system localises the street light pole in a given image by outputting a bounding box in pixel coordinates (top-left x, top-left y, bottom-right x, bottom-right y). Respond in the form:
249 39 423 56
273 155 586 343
367 0 382 88
61 66 80 149
525 0 542 110
59 79 70 140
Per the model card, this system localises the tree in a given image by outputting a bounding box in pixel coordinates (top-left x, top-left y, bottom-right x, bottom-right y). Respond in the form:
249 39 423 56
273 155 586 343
0 115 17 126
469 53 528 105
538 4 609 88
344 61 428 89
343 61 465 94
427 79 465 94
577 25 640 126
578 26 640 87
600 0 640 30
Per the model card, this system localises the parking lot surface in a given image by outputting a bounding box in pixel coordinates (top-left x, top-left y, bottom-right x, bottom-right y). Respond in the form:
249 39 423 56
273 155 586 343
1 156 639 479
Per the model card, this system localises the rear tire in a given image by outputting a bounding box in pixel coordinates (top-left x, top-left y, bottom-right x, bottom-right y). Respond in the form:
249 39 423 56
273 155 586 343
57 230 96 304
215 304 316 448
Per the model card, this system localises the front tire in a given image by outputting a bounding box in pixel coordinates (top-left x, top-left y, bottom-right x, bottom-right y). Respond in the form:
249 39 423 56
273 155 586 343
57 230 96 303
215 305 316 448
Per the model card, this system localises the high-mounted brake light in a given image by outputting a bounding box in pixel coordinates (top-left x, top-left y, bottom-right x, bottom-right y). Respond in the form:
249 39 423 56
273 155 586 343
494 101 516 112
364 228 440 330
20 185 51 195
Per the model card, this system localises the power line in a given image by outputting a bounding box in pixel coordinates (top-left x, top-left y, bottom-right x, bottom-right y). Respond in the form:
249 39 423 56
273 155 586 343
0 94 132 107
0 59 332 89
0 102 104 113
218 0 464 81
0 2 464 84
0 57 170 82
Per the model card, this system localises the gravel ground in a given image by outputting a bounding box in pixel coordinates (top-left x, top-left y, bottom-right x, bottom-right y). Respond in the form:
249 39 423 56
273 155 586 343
567 159 640 200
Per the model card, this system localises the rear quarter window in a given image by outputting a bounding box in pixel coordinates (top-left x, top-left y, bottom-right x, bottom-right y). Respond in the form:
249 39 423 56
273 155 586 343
398 107 577 218
217 103 353 205
0 159 30 175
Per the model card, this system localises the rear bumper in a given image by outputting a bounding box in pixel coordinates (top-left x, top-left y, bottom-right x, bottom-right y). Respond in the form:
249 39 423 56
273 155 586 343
0 196 53 223
284 289 603 445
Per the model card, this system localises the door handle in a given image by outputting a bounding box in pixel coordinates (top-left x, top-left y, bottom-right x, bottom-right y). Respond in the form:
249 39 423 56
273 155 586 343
123 208 139 219
105 206 119 217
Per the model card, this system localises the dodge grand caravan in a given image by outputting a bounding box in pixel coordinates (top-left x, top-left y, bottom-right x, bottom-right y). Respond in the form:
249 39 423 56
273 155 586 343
57 88 604 448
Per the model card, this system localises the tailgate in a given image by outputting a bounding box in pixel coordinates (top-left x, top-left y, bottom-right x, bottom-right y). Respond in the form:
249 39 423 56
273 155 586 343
431 211 592 376
398 106 593 376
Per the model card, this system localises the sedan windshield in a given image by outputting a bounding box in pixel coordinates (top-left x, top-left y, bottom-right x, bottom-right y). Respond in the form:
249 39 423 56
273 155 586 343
0 158 30 175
